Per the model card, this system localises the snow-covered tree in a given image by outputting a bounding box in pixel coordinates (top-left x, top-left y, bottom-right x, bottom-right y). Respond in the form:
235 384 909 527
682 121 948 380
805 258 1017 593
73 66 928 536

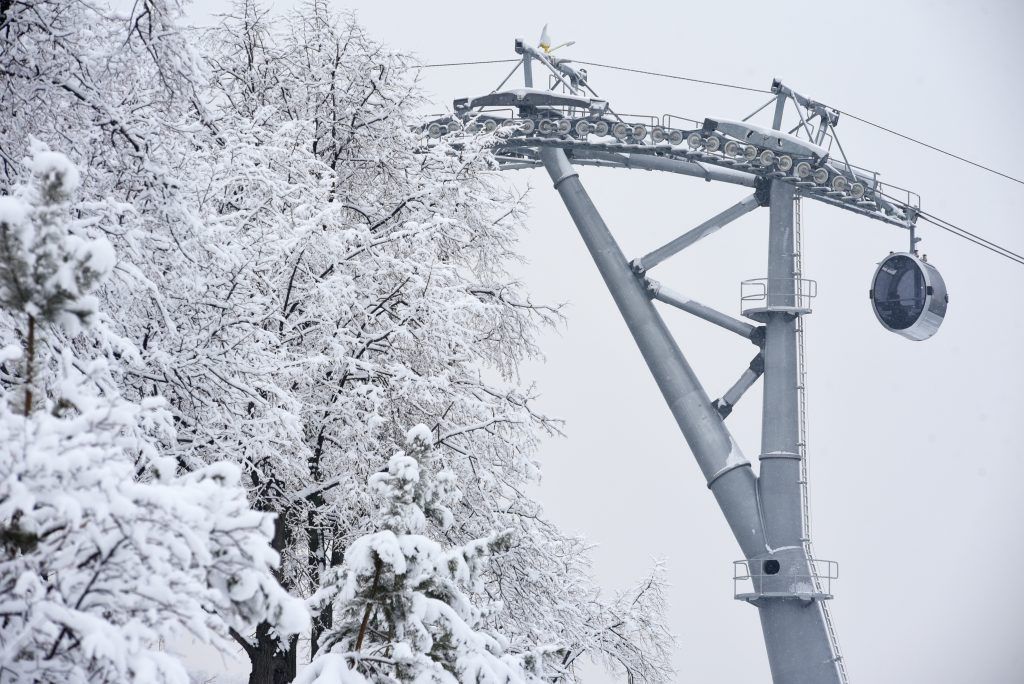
299 425 545 684
1 1 674 680
0 149 308 683
197 7 674 678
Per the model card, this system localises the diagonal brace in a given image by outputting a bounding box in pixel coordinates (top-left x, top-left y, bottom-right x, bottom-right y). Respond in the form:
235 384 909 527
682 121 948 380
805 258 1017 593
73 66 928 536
713 353 765 418
539 146 767 559
647 278 764 344
634 193 762 271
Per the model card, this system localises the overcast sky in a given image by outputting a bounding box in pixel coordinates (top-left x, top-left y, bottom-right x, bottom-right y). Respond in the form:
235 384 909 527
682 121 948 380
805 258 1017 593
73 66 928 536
183 1 1024 681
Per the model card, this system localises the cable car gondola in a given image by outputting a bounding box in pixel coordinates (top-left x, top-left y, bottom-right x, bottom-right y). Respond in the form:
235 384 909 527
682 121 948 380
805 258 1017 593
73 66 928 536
869 252 948 341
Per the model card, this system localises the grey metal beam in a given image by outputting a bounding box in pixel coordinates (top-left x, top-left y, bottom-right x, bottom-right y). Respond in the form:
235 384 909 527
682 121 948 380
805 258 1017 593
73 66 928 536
795 187 913 229
495 144 760 188
552 149 760 187
539 146 767 559
496 153 757 188
491 141 911 227
772 92 787 129
494 149 910 227
760 182 804 545
646 278 760 342
756 180 841 684
607 152 759 188
713 353 765 418
636 194 761 271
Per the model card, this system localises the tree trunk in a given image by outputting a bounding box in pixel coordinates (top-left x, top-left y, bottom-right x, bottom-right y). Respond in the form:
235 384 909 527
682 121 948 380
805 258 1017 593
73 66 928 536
23 314 35 416
354 556 382 652
247 623 297 684
307 501 327 656
248 501 296 684
307 429 327 657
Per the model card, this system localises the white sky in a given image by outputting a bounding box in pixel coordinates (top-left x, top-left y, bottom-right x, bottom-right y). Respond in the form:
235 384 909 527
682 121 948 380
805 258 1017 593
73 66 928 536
182 1 1024 681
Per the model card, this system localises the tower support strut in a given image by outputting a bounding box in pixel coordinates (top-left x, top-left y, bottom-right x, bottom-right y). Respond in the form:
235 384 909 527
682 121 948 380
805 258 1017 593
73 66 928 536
755 180 842 682
540 146 842 684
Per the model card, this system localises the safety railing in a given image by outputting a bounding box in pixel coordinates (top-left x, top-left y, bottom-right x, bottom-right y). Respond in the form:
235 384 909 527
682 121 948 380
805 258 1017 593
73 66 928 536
741 277 817 312
733 558 839 601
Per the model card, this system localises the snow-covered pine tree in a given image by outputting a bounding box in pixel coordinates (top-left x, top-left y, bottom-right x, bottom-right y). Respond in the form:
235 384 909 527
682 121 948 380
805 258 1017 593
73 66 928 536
0 148 309 683
299 425 544 684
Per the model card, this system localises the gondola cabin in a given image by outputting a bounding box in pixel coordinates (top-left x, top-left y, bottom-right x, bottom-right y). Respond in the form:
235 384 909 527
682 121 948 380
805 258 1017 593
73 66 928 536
869 252 948 341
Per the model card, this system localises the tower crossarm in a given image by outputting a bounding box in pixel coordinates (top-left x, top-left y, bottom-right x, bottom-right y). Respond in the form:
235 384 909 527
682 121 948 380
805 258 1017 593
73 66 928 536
421 88 919 231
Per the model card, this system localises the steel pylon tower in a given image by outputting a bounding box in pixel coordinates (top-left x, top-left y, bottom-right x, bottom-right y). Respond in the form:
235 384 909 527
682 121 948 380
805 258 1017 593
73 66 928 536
424 36 930 683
